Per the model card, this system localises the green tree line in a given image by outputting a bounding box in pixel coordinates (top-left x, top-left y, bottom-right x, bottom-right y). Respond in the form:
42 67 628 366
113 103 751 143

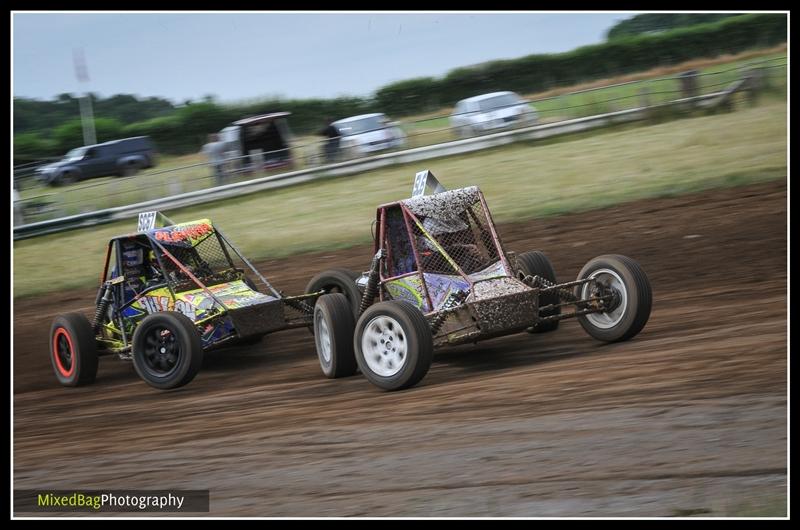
373 13 786 116
605 13 744 40
14 13 786 163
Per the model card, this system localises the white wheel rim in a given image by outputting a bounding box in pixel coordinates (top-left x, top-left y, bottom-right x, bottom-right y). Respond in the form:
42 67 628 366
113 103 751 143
582 268 628 329
315 311 332 364
361 315 408 377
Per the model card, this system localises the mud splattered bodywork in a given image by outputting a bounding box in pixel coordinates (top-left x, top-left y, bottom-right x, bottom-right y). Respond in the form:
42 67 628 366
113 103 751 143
372 186 547 347
317 172 650 392
361 177 630 349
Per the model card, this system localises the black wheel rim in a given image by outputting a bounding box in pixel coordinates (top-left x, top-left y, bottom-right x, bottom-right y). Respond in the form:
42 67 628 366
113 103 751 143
325 284 343 294
142 325 181 377
321 284 349 305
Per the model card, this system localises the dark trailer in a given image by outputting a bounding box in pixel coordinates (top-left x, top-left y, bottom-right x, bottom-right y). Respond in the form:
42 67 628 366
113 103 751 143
220 112 293 171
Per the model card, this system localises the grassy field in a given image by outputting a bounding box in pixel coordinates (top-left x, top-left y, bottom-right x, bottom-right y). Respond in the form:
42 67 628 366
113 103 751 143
403 51 787 133
16 153 300 217
13 99 787 298
528 50 786 119
17 140 334 220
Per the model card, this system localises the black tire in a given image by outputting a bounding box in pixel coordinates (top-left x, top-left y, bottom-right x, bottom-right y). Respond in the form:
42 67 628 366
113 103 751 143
305 268 362 319
517 250 560 333
49 313 98 387
354 301 433 391
122 163 141 177
575 255 652 343
341 146 357 161
132 312 203 390
313 293 358 378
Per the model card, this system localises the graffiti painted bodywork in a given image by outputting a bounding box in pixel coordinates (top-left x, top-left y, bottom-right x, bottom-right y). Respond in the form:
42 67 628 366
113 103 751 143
150 220 215 247
94 218 319 355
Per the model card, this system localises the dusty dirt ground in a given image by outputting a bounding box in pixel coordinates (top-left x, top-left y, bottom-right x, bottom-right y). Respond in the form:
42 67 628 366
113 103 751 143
13 180 787 517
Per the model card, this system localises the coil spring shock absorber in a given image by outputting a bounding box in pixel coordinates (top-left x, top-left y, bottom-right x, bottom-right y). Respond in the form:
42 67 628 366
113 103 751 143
524 274 579 304
283 297 314 314
93 282 115 333
359 249 383 316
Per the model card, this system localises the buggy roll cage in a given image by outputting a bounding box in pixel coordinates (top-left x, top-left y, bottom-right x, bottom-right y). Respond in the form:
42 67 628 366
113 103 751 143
95 211 291 348
370 172 513 313
102 211 281 296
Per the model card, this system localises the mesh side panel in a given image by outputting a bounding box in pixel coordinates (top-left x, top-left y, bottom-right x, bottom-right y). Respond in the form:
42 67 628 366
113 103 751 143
466 201 501 269
411 200 500 276
411 220 460 275
156 233 241 291
215 232 279 296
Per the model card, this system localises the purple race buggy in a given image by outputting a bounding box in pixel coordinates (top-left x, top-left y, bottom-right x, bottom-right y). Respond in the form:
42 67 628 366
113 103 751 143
305 171 652 391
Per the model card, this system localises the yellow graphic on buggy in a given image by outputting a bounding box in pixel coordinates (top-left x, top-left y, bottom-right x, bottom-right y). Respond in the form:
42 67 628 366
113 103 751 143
123 280 278 323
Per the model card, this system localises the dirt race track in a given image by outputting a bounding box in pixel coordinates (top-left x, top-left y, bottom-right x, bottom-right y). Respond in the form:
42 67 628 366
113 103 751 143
14 180 787 517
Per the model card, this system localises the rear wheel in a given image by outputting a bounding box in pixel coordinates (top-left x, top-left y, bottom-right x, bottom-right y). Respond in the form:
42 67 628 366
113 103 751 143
341 145 358 161
576 255 652 343
354 301 433 391
50 313 98 387
313 293 357 378
121 163 141 177
305 268 362 319
517 250 560 333
132 312 203 389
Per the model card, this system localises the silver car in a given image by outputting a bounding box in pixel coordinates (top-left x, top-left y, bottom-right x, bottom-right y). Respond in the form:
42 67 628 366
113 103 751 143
333 113 406 158
450 91 537 138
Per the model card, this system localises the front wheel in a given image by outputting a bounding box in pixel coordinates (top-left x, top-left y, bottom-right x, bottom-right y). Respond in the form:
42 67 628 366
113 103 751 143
57 171 78 186
132 312 203 389
354 301 433 391
50 313 98 387
575 255 652 343
313 293 357 378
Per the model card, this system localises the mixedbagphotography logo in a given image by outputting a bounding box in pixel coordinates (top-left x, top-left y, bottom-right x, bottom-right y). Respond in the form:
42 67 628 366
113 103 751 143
14 490 209 513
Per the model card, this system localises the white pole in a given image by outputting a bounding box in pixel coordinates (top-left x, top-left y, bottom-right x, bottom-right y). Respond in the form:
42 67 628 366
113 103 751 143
74 48 97 146
78 94 97 146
